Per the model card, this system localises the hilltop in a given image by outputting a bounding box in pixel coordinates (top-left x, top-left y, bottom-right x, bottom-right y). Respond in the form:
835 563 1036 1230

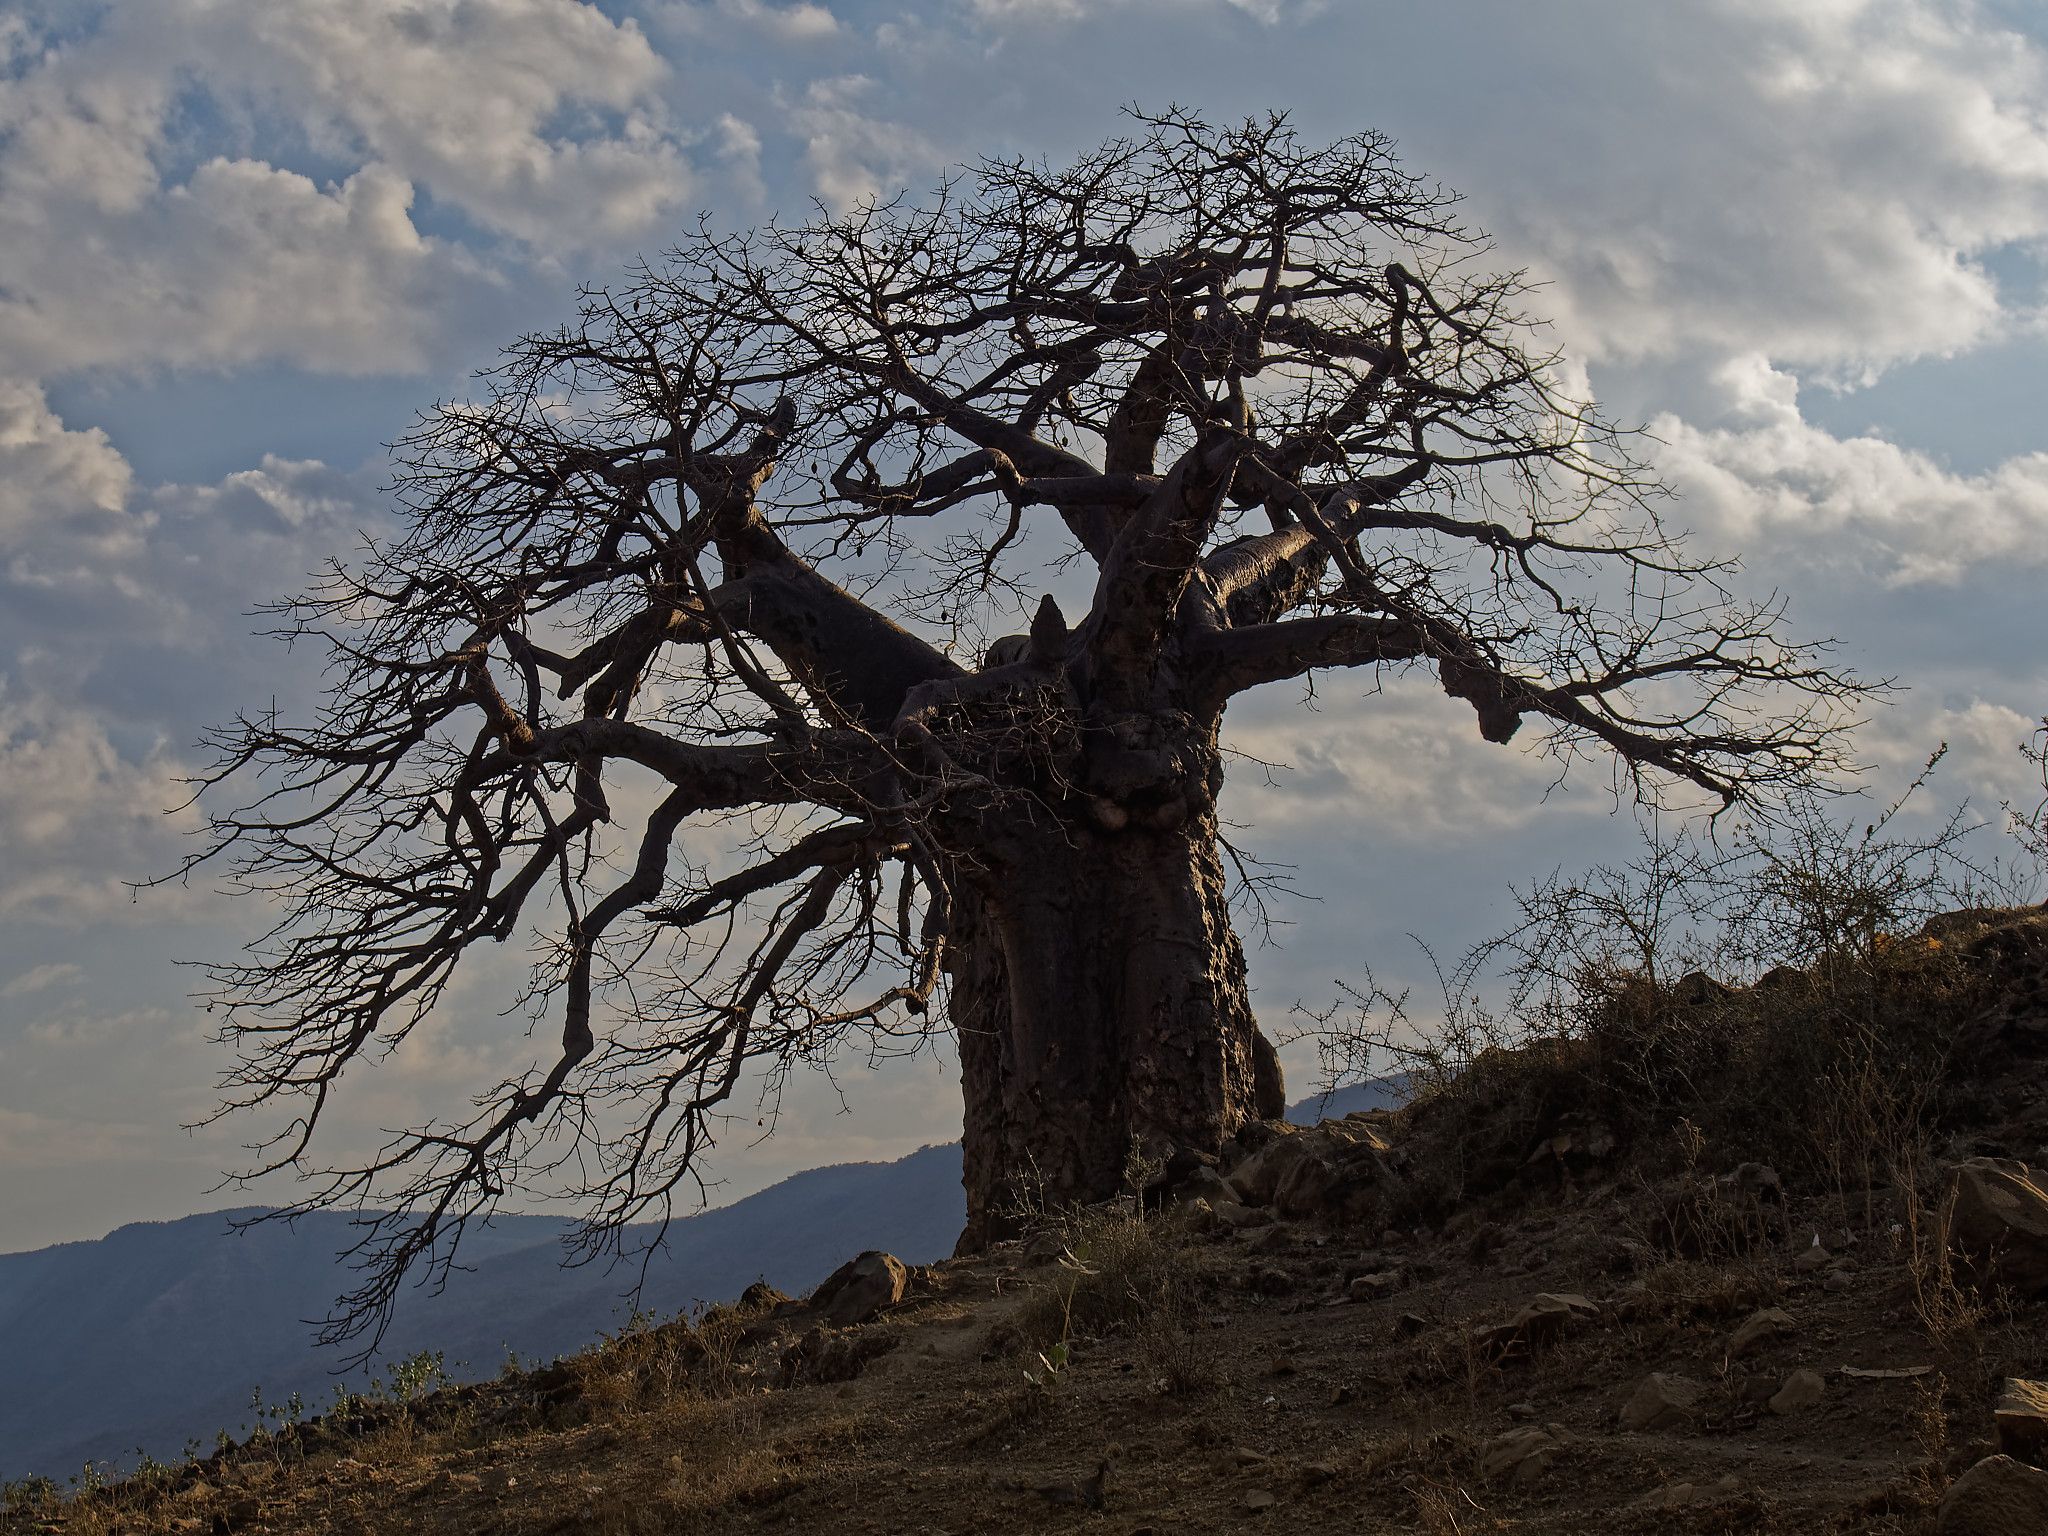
9 909 2048 1534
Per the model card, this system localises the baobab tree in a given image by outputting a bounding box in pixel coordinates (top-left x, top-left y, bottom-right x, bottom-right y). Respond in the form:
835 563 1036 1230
182 111 1856 1341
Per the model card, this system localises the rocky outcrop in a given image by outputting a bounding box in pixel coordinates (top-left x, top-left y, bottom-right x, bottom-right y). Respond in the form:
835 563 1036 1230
778 1323 900 1386
1481 1427 1563 1487
1477 1293 1603 1363
1946 1159 2048 1293
1223 1118 1403 1223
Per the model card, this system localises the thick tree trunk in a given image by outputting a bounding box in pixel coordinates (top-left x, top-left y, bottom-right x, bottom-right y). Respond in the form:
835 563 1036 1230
948 808 1281 1250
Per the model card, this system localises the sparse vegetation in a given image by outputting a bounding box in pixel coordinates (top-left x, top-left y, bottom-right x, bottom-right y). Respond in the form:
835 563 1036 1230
1299 754 2037 1232
15 748 2048 1536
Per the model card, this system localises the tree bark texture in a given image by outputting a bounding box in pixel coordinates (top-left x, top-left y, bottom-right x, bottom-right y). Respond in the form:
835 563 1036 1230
948 794 1275 1249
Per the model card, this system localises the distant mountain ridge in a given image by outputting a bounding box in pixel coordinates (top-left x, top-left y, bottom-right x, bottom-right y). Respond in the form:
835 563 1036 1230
0 1144 967 1482
1 1080 1402 1483
1284 1074 1409 1124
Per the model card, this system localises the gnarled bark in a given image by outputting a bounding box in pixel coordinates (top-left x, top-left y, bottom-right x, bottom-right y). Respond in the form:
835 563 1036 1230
949 799 1270 1250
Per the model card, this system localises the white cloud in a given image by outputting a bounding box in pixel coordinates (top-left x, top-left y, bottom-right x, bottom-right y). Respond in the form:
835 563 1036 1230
1653 355 2048 584
217 1 691 249
662 0 842 41
1 963 80 999
0 380 141 564
0 688 193 923
786 76 945 207
0 152 484 378
1222 674 1615 843
1490 1 2048 378
0 0 694 378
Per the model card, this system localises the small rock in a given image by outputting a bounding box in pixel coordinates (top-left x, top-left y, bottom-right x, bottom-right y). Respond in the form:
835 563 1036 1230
1481 1427 1561 1487
739 1280 792 1310
1506 1401 1537 1420
1176 1165 1241 1210
1346 1270 1401 1302
780 1322 900 1385
811 1251 908 1326
1466 1222 1505 1266
1937 1454 2048 1535
1770 1368 1826 1415
1021 1230 1066 1266
1232 1446 1271 1468
1214 1199 1274 1230
1732 1161 1783 1201
1729 1306 1798 1358
1516 1291 1599 1338
1634 1474 1742 1512
1823 1269 1853 1292
1478 1292 1601 1360
1241 1489 1279 1511
1620 1372 1703 1432
1793 1236 1832 1273
1994 1379 2048 1463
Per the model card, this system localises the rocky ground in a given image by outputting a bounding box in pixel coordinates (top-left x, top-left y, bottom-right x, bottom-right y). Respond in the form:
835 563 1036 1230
11 912 2048 1536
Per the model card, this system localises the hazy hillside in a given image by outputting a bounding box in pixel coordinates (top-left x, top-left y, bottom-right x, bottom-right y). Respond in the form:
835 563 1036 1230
0 1143 966 1483
1284 1075 1408 1125
1 1080 1398 1484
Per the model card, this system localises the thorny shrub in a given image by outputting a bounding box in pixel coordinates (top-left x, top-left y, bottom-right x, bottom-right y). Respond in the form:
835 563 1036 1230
1293 749 2041 1228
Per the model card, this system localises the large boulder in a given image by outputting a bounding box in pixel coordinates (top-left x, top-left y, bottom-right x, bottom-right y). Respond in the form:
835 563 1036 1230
1946 1158 2048 1293
1937 1455 2048 1536
810 1250 907 1327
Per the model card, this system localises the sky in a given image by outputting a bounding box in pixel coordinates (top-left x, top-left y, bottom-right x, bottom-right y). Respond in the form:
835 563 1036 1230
3 0 2046 1252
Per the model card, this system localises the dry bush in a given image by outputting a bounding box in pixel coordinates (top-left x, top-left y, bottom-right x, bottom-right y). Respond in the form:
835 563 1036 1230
1135 1284 1219 1397
1886 1152 2006 1357
1013 1140 1208 1358
585 1397 785 1535
1351 1428 1486 1533
1301 753 2030 1225
573 1297 766 1417
1631 1258 1779 1324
